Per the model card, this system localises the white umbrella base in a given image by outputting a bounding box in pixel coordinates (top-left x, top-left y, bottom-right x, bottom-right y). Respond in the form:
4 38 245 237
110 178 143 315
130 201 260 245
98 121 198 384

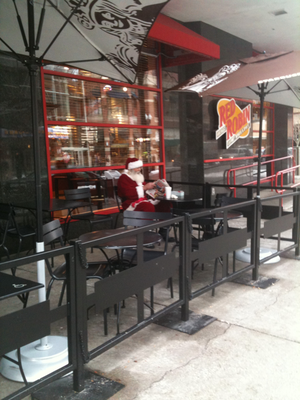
0 336 68 383
236 247 280 264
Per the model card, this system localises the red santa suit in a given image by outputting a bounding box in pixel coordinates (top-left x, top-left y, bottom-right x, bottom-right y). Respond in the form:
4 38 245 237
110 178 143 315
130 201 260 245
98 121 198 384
118 158 171 212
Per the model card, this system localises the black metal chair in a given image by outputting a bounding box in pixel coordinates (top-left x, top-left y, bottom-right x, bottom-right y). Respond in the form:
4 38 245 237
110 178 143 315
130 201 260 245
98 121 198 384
0 203 12 261
43 219 112 335
9 206 36 258
64 188 113 242
122 210 175 312
113 185 123 229
0 203 36 265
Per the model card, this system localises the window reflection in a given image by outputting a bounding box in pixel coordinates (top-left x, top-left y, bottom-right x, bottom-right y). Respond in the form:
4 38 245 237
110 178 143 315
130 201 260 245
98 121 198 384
48 126 161 169
44 77 160 126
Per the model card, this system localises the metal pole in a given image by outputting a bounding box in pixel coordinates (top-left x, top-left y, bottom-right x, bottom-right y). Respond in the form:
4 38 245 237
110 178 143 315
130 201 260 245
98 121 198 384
253 83 266 280
28 0 48 350
256 83 267 197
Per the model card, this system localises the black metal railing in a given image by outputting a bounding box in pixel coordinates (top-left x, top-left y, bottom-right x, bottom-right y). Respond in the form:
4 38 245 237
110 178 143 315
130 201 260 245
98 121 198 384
0 246 76 400
0 186 299 399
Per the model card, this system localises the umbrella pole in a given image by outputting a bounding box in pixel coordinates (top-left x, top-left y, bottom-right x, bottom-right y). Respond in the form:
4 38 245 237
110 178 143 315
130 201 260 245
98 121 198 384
253 83 267 279
256 83 267 197
27 0 49 349
29 62 49 349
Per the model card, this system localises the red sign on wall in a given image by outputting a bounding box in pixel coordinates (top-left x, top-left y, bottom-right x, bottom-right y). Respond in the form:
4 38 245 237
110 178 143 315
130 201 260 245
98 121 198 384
216 98 251 148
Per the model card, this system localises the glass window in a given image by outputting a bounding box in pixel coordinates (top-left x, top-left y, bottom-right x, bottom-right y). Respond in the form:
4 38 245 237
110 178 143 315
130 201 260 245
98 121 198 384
0 55 49 203
252 102 273 131
252 102 274 156
48 125 161 169
44 76 160 126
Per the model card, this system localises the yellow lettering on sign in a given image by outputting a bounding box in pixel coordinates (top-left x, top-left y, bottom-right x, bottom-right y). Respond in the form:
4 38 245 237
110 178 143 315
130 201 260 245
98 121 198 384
216 99 251 148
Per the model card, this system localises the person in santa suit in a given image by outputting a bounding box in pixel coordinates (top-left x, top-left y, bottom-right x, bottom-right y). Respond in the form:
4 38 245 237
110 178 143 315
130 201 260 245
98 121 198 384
117 157 173 240
117 157 158 211
118 157 172 211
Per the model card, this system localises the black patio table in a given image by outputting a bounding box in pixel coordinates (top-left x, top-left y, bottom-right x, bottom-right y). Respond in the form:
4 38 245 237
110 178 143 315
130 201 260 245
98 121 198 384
157 193 203 210
12 198 89 214
0 271 43 307
80 227 163 276
79 227 162 250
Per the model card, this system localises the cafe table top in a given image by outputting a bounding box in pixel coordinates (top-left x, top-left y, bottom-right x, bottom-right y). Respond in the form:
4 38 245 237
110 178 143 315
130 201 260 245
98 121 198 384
79 227 162 250
12 198 89 213
0 272 44 301
157 193 203 209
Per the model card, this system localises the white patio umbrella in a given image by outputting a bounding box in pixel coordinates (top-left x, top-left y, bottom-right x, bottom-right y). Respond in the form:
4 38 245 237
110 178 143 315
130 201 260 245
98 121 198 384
0 0 169 382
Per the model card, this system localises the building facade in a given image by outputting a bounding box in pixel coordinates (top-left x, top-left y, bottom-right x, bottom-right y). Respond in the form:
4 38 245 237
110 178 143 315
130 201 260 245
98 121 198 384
0 19 297 212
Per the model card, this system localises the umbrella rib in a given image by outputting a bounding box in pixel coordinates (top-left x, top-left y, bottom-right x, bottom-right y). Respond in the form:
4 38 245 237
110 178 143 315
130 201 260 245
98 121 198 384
282 79 300 101
45 57 106 65
265 79 282 95
39 0 84 62
246 86 260 96
12 0 29 51
36 0 47 50
0 39 24 63
264 79 300 100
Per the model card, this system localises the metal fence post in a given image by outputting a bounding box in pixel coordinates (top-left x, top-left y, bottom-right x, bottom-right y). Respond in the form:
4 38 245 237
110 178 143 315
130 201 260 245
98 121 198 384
72 240 89 393
293 189 300 256
253 197 261 281
180 215 190 321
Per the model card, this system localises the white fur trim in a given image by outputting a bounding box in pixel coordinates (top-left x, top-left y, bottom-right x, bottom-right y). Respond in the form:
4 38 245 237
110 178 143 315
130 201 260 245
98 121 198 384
128 160 143 169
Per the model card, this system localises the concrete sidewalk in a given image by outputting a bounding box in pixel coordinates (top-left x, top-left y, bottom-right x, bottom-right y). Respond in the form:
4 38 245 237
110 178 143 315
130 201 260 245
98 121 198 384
86 254 300 400
1 215 299 400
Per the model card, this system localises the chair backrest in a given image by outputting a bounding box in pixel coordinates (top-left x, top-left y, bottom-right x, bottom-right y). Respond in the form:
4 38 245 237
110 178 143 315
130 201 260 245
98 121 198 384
123 210 173 228
123 210 174 254
64 188 93 213
214 191 233 207
0 203 13 222
0 204 14 245
113 185 123 212
64 187 91 202
42 220 67 282
43 219 64 247
220 196 254 223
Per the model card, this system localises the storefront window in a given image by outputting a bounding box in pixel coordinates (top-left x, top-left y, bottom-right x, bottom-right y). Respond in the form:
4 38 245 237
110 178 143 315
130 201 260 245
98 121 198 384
252 102 274 155
44 77 160 125
43 41 163 206
48 125 161 169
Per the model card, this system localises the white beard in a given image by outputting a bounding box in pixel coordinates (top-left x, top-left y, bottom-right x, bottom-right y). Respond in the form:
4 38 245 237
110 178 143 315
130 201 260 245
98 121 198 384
128 170 144 184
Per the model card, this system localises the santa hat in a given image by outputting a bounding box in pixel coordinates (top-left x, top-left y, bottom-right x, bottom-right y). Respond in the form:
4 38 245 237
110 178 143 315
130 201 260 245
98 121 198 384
126 157 143 170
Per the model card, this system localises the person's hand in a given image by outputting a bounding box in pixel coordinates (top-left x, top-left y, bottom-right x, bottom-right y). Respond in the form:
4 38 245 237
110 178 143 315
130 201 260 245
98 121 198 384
143 182 155 191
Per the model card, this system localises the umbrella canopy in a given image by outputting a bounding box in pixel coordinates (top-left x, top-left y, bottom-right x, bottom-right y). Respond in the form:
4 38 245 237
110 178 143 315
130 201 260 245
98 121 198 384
168 51 300 108
0 0 169 83
168 51 300 196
